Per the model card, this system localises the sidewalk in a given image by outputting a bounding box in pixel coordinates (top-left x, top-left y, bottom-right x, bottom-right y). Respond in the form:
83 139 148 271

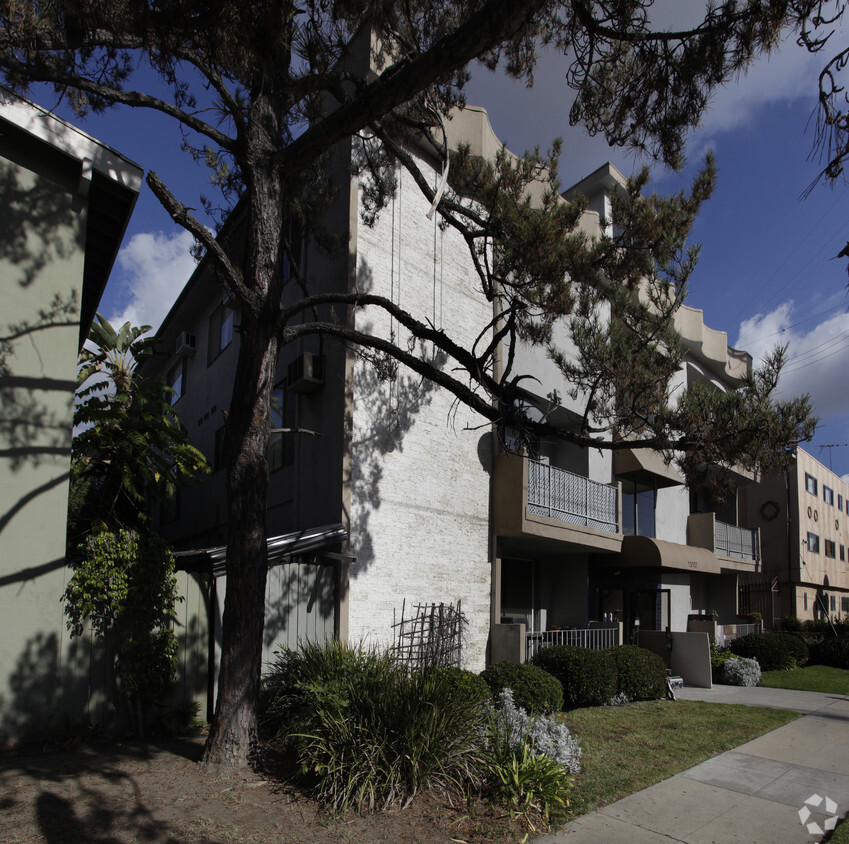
545 686 849 843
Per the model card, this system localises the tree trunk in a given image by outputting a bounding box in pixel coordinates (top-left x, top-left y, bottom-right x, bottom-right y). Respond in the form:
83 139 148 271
201 86 287 769
201 312 279 768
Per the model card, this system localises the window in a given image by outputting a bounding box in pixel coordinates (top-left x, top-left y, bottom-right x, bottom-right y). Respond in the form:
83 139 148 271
831 595 837 612
824 485 834 506
841 545 846 562
804 593 808 611
621 477 656 538
839 494 844 510
806 532 820 553
825 539 836 558
842 597 849 614
208 303 235 363
805 473 818 495
167 359 185 405
268 382 294 471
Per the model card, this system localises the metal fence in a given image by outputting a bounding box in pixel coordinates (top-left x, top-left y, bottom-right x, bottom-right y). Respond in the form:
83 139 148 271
527 461 618 533
526 626 621 661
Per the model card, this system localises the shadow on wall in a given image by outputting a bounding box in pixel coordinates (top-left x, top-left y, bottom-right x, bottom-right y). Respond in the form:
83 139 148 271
0 307 78 479
344 257 441 580
0 605 211 746
0 153 83 290
263 559 337 651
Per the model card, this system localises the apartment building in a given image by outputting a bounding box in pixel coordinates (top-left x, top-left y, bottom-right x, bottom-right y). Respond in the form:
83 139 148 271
742 448 849 623
144 91 766 683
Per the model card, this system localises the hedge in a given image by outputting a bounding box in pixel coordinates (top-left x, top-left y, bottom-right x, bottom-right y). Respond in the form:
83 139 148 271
605 645 668 701
729 632 808 671
531 646 618 708
480 661 563 713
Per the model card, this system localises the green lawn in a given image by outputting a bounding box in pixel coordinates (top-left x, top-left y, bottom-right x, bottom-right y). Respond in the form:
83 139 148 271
828 819 849 844
561 700 798 817
759 665 849 695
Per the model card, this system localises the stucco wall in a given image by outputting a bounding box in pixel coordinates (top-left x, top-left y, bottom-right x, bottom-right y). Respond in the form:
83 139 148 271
348 160 492 670
0 143 87 742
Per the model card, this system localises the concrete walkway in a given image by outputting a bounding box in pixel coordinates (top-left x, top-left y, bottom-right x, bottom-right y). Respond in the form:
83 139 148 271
545 686 849 843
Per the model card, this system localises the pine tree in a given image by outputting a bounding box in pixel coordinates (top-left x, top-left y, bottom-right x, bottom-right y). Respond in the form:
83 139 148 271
0 0 833 767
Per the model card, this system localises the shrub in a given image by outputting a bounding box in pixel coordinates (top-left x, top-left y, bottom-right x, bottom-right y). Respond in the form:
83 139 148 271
710 643 737 683
484 690 579 827
480 662 563 713
808 637 849 669
605 645 667 701
775 632 809 667
803 618 832 635
729 633 801 671
532 645 617 708
63 530 180 734
720 657 761 687
781 615 802 632
432 666 491 708
261 641 486 811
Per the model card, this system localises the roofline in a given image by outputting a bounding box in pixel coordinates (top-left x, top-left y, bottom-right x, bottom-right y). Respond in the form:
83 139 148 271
0 84 143 191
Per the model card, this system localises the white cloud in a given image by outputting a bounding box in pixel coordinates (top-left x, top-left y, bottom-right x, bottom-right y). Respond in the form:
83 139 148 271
736 301 849 418
108 229 197 332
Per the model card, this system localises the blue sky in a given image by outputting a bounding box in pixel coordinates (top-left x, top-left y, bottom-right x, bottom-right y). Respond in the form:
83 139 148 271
39 16 849 480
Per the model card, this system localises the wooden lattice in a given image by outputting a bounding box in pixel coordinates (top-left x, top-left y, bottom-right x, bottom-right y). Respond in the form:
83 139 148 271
391 600 466 670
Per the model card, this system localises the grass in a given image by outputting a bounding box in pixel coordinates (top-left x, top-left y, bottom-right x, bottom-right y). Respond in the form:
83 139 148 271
759 665 849 695
828 818 849 844
560 700 799 817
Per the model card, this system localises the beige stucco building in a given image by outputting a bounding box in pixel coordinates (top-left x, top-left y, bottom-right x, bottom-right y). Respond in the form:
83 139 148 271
0 87 141 743
742 448 849 623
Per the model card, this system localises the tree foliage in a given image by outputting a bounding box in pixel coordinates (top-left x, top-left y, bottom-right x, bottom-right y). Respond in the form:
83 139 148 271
0 0 837 766
69 314 209 539
64 529 180 734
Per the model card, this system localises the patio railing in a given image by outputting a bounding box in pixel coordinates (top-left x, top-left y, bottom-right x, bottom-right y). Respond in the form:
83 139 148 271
526 626 621 662
527 460 618 533
715 520 760 561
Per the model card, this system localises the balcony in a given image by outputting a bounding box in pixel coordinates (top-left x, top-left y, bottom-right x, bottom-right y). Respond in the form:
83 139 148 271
528 460 618 532
492 454 621 552
687 512 760 572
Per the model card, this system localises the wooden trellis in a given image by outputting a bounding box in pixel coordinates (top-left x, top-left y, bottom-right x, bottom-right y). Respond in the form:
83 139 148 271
391 600 466 670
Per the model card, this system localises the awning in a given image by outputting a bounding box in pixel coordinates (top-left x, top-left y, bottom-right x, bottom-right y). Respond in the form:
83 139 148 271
613 448 683 488
173 523 348 577
616 535 721 575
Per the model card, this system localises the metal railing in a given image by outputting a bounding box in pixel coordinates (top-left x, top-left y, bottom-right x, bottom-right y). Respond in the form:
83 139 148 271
717 621 763 645
527 460 618 533
715 520 760 561
526 626 621 661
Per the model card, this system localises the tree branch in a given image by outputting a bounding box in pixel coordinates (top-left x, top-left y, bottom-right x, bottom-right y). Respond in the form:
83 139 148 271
274 0 548 177
145 171 256 311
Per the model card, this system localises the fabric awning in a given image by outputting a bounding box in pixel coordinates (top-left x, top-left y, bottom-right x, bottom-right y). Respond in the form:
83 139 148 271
173 523 348 577
617 534 721 575
612 447 683 488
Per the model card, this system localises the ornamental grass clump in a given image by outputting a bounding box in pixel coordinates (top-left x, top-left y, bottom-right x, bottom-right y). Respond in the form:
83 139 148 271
720 656 762 686
261 641 486 812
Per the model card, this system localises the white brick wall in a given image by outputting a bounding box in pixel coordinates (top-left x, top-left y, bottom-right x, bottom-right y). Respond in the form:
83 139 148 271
348 160 492 670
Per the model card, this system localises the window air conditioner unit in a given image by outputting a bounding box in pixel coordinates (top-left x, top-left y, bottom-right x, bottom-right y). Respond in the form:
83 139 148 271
287 352 325 393
175 331 197 358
